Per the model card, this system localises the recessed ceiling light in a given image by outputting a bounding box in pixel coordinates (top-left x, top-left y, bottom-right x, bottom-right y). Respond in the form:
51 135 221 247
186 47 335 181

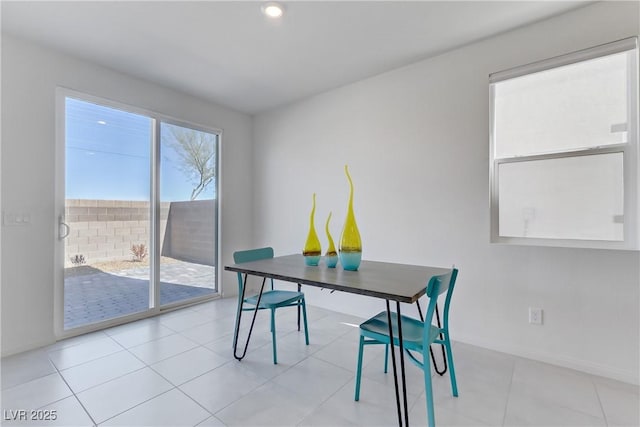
261 2 284 18
97 120 107 125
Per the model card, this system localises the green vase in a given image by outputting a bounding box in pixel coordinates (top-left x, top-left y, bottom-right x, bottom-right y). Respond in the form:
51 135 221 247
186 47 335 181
303 193 321 266
339 165 362 271
325 212 338 268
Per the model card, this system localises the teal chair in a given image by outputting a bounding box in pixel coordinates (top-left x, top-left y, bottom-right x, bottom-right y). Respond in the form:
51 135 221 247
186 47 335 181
354 268 459 427
233 247 309 364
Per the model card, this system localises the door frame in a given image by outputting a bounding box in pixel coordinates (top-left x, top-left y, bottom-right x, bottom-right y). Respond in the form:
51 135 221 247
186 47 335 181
54 87 222 340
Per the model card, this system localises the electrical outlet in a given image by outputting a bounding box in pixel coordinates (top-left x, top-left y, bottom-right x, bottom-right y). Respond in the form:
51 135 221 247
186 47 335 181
529 307 543 325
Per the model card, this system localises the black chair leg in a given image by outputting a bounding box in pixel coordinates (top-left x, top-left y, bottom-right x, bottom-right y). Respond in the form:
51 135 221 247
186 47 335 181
233 276 267 361
416 301 448 376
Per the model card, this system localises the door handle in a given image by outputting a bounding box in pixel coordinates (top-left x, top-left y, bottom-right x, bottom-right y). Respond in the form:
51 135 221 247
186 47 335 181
59 215 70 240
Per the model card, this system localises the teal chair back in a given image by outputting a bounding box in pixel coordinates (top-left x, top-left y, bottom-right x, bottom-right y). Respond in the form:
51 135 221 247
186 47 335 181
233 247 275 291
233 246 273 263
423 268 458 344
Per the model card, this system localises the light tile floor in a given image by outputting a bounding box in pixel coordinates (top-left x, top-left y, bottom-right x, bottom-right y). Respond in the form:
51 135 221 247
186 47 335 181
1 298 638 426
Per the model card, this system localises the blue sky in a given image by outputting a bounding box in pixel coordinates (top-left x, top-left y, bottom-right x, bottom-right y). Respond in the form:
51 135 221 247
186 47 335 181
65 98 216 201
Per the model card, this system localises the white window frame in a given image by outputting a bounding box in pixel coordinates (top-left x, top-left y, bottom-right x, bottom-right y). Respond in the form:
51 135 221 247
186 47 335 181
489 37 639 250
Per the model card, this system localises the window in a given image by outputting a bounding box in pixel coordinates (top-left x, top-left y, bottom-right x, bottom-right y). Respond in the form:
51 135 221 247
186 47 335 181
490 37 639 249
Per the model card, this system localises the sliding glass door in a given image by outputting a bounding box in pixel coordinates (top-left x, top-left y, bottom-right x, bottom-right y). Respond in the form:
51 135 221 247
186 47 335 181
159 122 217 307
59 93 218 332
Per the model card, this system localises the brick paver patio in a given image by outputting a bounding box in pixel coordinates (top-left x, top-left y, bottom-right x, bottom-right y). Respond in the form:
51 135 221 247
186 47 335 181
64 261 216 329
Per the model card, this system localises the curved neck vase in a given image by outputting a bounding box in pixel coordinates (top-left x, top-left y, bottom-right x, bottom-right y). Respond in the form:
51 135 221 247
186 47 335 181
303 193 321 266
325 212 338 268
339 165 362 271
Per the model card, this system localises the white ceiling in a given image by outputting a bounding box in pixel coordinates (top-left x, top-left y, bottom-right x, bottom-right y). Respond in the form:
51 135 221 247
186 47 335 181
2 1 590 114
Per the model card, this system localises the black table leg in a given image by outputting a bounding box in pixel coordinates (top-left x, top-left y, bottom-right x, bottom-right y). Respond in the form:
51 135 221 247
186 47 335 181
297 283 301 331
386 300 403 426
233 275 267 361
396 301 410 427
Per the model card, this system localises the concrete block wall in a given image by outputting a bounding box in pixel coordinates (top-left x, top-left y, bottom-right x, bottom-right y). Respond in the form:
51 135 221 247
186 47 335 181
64 199 169 266
161 199 216 266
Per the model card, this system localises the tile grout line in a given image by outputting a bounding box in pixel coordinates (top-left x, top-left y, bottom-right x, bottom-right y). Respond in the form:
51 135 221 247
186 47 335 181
173 383 219 424
95 387 176 426
204 334 319 422
500 358 516 426
145 342 234 388
123 335 254 421
51 328 175 397
50 360 99 427
291 367 356 425
504 360 612 424
1 364 57 393
47 332 127 372
122 330 203 366
196 367 272 421
263 333 369 425
591 376 610 426
83 323 208 422
58 338 220 425
2 331 130 393
53 329 181 394
67 364 150 396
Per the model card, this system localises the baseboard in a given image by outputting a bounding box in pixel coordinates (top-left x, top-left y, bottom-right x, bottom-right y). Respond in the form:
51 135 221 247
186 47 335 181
1 337 56 358
454 334 639 386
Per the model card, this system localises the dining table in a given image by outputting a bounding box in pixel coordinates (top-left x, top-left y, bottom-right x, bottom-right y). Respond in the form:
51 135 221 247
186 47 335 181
225 254 452 427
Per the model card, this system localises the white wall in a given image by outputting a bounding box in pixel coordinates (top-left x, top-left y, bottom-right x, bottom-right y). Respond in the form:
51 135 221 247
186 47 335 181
0 35 254 356
253 1 640 384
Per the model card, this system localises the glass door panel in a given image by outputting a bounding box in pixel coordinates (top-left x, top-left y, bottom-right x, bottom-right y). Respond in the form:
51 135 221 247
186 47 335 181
159 122 217 306
64 98 152 330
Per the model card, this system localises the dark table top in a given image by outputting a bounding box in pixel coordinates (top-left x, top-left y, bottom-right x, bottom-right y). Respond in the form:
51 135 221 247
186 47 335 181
224 254 451 303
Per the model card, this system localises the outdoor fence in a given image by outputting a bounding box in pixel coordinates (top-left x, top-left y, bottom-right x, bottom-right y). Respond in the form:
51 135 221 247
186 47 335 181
64 199 216 267
161 199 216 266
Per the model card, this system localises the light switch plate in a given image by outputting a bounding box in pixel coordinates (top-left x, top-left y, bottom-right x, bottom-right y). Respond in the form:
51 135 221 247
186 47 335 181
3 211 31 226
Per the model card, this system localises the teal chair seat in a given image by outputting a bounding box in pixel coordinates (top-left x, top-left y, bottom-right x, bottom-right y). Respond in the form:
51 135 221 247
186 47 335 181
243 290 304 308
359 311 444 351
233 247 309 364
355 268 459 427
